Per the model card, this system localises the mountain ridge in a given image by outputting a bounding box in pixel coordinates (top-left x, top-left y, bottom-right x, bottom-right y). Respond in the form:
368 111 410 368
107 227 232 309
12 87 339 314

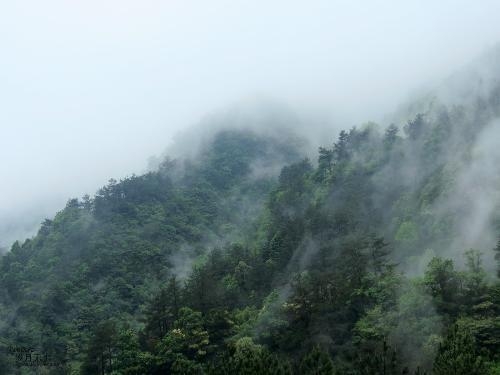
1 55 500 373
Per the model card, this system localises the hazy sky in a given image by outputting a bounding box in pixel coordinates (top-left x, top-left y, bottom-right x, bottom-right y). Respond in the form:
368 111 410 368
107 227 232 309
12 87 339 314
1 0 500 246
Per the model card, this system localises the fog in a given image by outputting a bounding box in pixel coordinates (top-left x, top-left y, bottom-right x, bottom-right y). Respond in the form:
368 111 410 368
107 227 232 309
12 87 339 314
2 0 500 247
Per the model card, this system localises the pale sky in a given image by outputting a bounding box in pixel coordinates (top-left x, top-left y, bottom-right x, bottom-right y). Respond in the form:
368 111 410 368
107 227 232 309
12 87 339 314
1 0 500 246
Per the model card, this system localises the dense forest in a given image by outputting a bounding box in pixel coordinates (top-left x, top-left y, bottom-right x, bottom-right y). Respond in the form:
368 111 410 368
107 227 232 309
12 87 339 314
2 61 500 374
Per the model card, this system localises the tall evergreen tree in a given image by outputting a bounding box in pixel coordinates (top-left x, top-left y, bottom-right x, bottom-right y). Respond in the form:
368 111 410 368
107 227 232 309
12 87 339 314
433 325 487 375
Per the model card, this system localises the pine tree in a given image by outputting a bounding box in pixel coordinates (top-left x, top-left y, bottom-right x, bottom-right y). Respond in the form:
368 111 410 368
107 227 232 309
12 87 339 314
357 340 402 375
404 114 425 140
384 124 400 148
494 239 500 278
316 146 334 182
334 130 350 161
144 276 183 340
81 320 118 375
433 325 487 375
299 346 336 375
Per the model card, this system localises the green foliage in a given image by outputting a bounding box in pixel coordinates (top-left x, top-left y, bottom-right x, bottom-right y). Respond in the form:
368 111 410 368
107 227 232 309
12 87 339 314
424 257 460 317
395 221 419 245
227 337 292 375
494 239 500 278
1 106 500 375
299 346 336 375
356 340 405 375
433 325 487 375
156 307 209 362
81 320 118 375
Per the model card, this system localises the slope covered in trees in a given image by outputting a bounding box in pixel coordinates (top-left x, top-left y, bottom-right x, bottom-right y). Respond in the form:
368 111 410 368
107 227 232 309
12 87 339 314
2 57 500 374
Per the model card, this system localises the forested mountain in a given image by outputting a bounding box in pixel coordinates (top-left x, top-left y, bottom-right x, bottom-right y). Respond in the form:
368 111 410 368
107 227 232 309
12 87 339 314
1 54 500 374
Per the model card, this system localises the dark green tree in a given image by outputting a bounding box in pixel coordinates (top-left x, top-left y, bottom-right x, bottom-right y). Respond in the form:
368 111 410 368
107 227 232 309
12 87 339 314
423 257 460 316
299 346 336 375
81 320 118 375
433 325 487 375
494 239 500 278
144 276 183 340
404 114 425 140
384 124 400 148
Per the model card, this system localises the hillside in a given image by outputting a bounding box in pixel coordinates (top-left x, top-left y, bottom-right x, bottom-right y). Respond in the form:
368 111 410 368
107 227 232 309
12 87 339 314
1 66 500 374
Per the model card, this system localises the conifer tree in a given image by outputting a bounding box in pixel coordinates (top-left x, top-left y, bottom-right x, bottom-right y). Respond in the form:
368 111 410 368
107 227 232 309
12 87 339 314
299 346 336 375
433 325 487 375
